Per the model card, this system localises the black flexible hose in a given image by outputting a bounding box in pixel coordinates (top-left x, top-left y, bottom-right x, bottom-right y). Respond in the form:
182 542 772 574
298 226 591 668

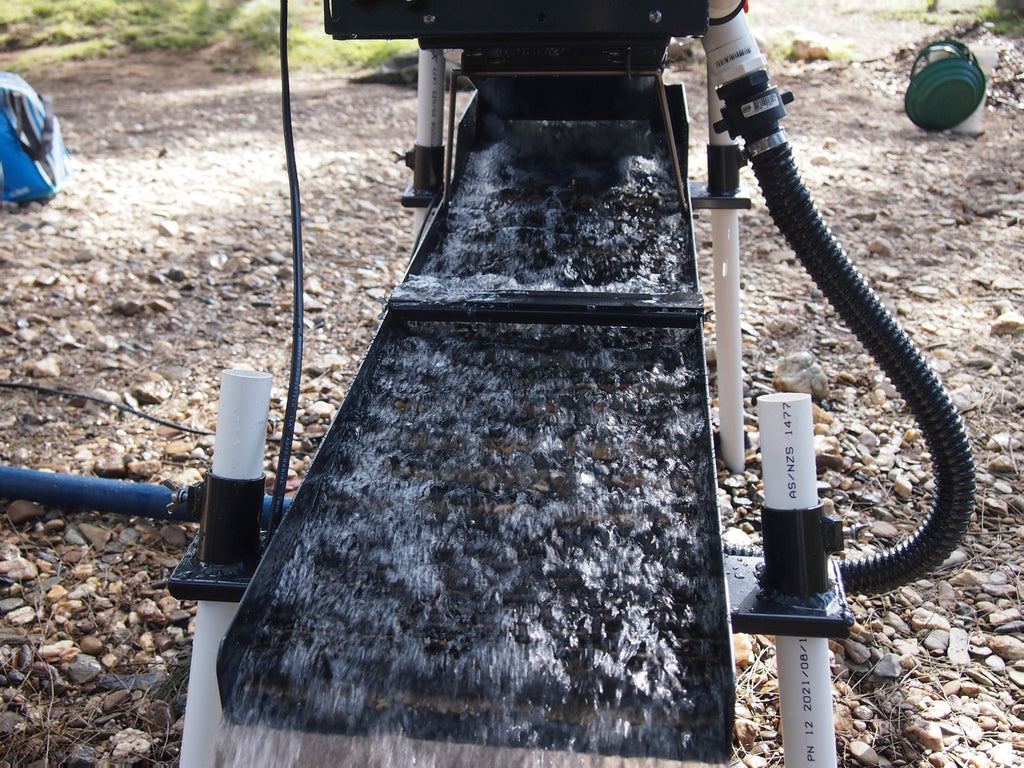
746 140 975 594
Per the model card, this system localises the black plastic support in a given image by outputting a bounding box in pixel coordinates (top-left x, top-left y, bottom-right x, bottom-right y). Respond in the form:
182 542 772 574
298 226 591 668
196 473 264 566
388 286 705 328
689 181 751 211
707 143 744 196
727 555 854 638
411 143 444 193
761 503 830 597
168 538 253 602
726 504 852 638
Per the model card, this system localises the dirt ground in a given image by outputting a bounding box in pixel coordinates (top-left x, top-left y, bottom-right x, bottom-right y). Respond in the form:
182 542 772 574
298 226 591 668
2 2 1023 766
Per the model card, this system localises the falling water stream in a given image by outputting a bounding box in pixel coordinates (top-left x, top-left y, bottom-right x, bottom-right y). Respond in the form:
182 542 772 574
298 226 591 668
216 110 732 767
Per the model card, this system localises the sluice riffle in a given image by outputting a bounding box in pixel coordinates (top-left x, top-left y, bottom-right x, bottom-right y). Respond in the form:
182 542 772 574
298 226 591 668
216 77 733 767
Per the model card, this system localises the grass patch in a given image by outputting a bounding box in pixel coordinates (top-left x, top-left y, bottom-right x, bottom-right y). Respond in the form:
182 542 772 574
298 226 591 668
0 0 415 71
980 6 1024 36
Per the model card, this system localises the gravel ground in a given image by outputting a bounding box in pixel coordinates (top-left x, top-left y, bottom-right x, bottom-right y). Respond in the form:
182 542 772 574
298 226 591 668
2 6 1024 767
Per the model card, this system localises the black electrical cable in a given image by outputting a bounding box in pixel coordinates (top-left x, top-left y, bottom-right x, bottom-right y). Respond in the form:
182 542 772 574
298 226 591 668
266 0 304 540
0 380 214 436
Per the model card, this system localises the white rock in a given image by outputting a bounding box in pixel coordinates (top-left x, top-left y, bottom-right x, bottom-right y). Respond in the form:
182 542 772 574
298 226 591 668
156 219 180 237
110 728 153 760
990 311 1024 335
24 356 62 378
773 351 830 400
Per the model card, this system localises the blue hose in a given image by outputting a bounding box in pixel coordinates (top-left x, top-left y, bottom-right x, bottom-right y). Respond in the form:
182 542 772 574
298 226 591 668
0 465 287 526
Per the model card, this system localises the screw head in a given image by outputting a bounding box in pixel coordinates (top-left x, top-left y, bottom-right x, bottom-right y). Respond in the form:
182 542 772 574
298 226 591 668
649 10 663 24
423 14 436 24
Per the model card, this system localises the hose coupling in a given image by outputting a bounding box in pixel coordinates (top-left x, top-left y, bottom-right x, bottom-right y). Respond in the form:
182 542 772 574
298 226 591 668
713 69 795 144
745 129 790 159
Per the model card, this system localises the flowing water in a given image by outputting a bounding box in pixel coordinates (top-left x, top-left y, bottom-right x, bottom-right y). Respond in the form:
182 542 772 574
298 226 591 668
404 117 694 298
216 108 731 766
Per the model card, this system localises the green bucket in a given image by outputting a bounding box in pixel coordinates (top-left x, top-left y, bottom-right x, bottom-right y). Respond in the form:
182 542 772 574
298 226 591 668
905 40 986 131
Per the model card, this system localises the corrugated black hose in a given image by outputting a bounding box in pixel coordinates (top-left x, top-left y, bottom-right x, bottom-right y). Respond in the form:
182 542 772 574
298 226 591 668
717 74 976 594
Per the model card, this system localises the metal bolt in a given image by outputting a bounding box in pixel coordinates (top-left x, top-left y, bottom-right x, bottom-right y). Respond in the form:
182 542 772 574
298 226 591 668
423 14 436 24
649 10 663 24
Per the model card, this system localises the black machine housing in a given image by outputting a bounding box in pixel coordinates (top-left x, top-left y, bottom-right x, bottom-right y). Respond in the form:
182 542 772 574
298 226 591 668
326 0 710 49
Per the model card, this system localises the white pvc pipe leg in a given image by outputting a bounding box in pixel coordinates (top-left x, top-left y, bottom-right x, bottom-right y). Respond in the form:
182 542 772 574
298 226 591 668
211 369 273 480
758 393 838 768
704 10 757 474
180 370 272 767
711 207 745 473
181 601 238 768
412 48 446 244
776 635 838 768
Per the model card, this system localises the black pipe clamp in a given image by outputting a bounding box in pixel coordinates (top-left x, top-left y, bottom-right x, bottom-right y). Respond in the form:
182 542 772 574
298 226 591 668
196 473 265 565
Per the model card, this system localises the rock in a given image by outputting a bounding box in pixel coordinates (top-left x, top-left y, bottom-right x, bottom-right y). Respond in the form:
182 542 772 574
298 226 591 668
790 35 831 61
921 699 951 720
987 454 1016 473
131 376 172 405
990 311 1024 335
160 525 188 548
871 520 900 538
892 472 914 500
814 434 845 471
0 557 39 581
958 713 984 745
76 522 111 549
24 355 62 378
922 629 950 653
910 608 950 632
136 598 167 626
39 639 77 662
79 635 104 656
733 633 756 670
988 634 1024 661
110 728 153 761
127 459 162 478
157 219 180 237
141 698 174 729
843 638 872 665
773 351 830 400
5 499 45 525
5 605 37 625
67 654 103 685
0 597 24 614
101 689 131 712
93 455 127 479
871 653 904 680
848 739 881 766
734 717 760 751
64 743 96 768
903 718 945 753
984 653 1005 671
0 711 26 735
